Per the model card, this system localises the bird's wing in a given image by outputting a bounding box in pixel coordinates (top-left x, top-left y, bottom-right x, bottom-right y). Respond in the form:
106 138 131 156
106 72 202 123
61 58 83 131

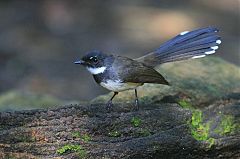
112 56 169 85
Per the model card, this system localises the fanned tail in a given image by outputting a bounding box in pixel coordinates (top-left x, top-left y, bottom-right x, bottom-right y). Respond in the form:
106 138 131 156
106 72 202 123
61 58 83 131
136 27 221 67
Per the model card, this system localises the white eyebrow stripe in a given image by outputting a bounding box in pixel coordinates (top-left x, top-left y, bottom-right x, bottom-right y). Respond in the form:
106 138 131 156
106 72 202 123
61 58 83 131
86 67 106 75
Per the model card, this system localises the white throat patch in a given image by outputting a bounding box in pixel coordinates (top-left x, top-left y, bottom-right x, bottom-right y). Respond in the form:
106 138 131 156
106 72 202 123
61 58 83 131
86 66 106 75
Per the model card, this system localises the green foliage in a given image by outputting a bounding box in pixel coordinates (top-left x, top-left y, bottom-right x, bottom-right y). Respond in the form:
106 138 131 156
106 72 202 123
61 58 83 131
207 138 215 148
139 128 151 137
178 100 194 110
191 110 209 141
57 144 82 154
108 130 121 137
57 144 86 158
72 132 91 142
131 116 142 127
190 109 238 148
214 115 236 135
81 134 91 142
190 109 215 147
191 110 203 129
72 131 81 138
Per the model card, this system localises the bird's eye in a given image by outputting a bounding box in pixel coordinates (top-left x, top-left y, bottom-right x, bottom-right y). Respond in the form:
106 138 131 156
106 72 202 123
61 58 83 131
93 57 98 62
92 57 98 63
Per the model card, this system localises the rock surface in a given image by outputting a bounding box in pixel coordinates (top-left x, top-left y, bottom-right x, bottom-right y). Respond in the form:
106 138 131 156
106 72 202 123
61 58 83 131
0 57 240 159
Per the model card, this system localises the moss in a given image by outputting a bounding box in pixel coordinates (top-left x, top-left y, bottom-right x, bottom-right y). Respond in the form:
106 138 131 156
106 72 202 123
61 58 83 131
81 134 91 142
178 100 194 110
190 110 209 140
207 138 215 148
189 108 239 148
131 117 142 127
139 128 151 137
190 109 215 147
71 132 91 142
57 144 86 158
72 131 81 138
214 115 237 135
108 130 121 137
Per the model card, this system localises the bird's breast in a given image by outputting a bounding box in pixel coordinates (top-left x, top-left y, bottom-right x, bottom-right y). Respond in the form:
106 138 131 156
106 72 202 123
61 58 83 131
93 65 142 91
100 80 142 92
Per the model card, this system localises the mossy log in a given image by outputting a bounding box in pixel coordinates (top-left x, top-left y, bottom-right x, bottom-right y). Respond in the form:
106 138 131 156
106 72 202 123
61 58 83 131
0 57 240 159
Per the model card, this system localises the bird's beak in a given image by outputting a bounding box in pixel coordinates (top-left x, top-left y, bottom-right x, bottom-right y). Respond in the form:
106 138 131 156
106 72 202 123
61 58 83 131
74 60 85 65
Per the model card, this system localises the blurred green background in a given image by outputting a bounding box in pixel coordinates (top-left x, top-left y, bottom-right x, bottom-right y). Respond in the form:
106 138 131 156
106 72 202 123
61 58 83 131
0 0 239 111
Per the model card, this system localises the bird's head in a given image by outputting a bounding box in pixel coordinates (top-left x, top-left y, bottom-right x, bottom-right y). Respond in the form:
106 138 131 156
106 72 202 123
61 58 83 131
74 50 111 75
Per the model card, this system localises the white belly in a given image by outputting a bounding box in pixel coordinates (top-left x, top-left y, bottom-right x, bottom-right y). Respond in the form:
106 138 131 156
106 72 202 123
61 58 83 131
100 80 142 92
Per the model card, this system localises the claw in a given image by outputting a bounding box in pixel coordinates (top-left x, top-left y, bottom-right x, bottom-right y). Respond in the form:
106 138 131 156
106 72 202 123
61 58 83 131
105 92 118 111
106 100 113 111
133 89 140 111
134 98 139 111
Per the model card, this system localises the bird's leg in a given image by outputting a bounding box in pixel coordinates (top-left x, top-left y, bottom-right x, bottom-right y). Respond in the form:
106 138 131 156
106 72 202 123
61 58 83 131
134 89 139 111
106 92 118 111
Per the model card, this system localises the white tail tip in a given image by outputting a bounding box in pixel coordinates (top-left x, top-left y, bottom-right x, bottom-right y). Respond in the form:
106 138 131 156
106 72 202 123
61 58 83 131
216 40 221 44
180 31 189 36
205 50 216 55
192 55 206 59
211 46 219 50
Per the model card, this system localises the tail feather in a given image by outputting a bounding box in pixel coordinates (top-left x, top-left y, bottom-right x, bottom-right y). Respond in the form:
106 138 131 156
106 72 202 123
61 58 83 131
159 36 220 59
156 27 218 53
160 48 213 63
164 32 218 52
135 27 221 67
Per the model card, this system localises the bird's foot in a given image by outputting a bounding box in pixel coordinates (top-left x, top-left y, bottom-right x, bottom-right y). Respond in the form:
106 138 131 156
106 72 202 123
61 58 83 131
106 100 113 111
133 98 139 111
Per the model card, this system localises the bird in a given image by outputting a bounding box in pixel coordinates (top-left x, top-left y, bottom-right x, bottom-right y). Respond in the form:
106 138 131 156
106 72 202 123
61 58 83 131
74 27 221 111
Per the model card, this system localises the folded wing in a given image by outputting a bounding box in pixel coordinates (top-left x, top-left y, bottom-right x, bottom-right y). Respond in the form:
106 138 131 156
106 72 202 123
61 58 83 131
112 56 169 85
